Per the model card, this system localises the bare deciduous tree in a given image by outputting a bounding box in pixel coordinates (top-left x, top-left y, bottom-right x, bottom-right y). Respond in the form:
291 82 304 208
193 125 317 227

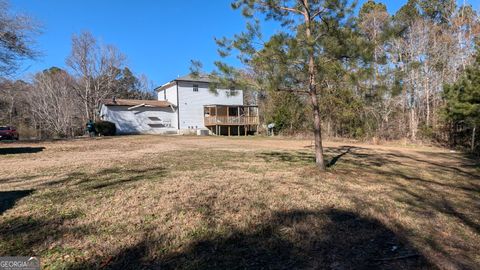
0 79 29 124
0 0 39 77
27 68 82 137
66 31 125 121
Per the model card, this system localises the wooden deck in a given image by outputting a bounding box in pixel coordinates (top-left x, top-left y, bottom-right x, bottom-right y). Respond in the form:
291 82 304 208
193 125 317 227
204 105 259 135
204 115 259 126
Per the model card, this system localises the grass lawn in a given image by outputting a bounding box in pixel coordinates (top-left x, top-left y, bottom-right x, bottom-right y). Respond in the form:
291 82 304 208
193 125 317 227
0 135 479 269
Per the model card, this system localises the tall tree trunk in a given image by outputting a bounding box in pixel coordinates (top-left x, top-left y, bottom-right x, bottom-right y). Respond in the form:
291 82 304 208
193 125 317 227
410 107 416 140
84 82 90 122
303 0 326 170
425 63 430 127
372 15 378 97
309 88 326 170
472 124 476 151
9 95 14 124
410 70 418 141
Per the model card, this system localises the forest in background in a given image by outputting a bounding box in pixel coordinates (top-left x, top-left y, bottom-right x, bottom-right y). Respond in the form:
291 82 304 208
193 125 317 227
0 0 479 154
235 0 479 153
0 28 154 138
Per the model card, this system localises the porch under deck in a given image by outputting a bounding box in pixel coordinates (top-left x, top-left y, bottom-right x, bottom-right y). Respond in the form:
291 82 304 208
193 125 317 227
204 105 259 136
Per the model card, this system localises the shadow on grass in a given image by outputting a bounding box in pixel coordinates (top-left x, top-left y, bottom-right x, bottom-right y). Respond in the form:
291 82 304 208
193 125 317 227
0 165 169 258
327 146 355 167
0 166 168 195
257 146 368 168
383 151 479 179
65 209 431 269
0 147 45 155
24 166 169 207
0 210 90 256
259 144 480 170
257 146 480 257
0 190 34 215
257 151 315 164
325 147 480 236
257 145 479 180
41 166 168 190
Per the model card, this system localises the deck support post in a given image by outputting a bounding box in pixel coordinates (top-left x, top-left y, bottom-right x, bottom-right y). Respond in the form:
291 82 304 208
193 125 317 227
237 125 240 136
228 126 231 136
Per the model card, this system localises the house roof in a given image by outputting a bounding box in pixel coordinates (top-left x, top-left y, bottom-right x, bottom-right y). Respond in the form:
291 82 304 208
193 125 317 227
203 104 258 107
155 73 215 92
101 98 173 108
175 74 214 83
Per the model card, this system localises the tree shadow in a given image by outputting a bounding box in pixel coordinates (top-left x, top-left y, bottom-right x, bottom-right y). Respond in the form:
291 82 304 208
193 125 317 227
439 199 480 234
66 209 432 269
257 145 479 265
391 186 480 235
0 190 34 215
319 148 479 269
0 147 45 155
83 167 168 190
257 146 372 168
2 166 168 191
327 146 355 167
0 164 169 263
464 152 480 169
383 151 479 179
257 151 315 164
0 210 92 256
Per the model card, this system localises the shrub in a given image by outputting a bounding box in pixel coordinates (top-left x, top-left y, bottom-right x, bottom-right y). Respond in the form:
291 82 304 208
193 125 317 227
264 92 307 134
94 121 116 136
418 124 435 141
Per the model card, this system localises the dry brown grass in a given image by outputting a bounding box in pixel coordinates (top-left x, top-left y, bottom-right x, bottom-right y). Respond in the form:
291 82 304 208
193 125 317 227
0 135 478 269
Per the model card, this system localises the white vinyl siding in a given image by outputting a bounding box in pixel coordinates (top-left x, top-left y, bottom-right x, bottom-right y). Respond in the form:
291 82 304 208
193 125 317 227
177 81 243 130
100 105 178 134
158 84 178 106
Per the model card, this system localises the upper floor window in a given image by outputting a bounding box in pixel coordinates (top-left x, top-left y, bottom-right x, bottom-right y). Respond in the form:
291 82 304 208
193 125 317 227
193 84 199 92
229 86 236 96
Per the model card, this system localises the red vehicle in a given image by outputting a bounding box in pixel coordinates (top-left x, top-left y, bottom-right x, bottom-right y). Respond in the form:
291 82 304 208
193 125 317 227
0 126 19 140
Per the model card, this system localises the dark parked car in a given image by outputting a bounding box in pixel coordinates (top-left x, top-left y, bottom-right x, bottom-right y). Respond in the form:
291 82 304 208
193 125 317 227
0 126 19 140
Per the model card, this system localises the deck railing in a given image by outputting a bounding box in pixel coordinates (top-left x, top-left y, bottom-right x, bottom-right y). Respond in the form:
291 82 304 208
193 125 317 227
204 116 259 126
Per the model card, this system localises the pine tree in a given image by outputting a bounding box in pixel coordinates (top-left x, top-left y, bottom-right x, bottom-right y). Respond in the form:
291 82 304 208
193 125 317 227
443 48 480 151
211 0 364 170
358 0 390 97
419 0 456 24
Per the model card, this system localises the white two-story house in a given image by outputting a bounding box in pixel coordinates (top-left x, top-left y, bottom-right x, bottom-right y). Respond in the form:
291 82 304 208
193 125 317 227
100 74 259 135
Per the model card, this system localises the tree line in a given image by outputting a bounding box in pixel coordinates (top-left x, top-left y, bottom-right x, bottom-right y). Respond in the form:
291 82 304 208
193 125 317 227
0 1 153 138
202 0 480 169
1 0 479 163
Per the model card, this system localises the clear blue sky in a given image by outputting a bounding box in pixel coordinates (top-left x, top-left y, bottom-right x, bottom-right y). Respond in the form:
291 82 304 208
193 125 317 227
10 0 477 87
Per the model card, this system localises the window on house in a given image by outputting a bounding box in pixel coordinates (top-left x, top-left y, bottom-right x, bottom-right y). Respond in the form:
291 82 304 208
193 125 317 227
193 84 199 92
149 123 166 128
